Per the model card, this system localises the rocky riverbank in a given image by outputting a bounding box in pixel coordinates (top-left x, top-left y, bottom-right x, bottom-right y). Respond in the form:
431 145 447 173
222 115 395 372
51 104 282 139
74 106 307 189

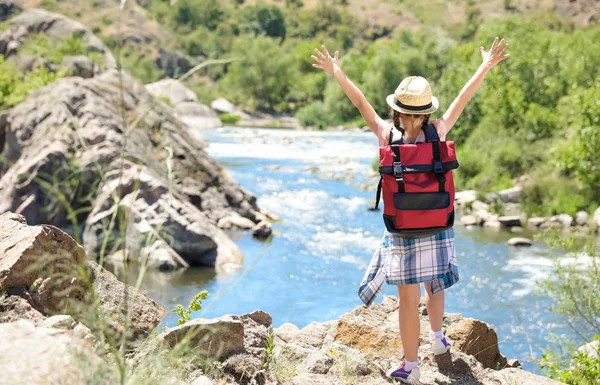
0 5 276 275
0 212 565 385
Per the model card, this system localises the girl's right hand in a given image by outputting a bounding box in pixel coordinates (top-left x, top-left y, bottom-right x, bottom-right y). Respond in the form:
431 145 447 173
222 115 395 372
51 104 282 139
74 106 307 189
311 45 340 76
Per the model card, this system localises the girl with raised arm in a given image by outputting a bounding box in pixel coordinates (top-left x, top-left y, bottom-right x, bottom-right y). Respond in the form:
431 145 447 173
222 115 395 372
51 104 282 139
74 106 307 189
312 38 509 383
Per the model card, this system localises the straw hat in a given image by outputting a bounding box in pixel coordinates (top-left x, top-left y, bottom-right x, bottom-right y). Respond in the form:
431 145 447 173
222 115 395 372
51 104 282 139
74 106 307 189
386 76 439 115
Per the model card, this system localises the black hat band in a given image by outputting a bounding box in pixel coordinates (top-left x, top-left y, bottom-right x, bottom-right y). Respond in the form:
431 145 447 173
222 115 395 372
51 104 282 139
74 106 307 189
395 98 432 111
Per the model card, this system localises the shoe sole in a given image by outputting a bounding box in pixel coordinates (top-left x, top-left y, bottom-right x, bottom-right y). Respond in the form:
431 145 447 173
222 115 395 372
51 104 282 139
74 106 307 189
391 376 420 384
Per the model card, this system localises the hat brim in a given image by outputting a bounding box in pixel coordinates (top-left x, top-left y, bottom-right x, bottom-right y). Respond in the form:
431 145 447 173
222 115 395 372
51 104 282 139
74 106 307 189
386 94 439 115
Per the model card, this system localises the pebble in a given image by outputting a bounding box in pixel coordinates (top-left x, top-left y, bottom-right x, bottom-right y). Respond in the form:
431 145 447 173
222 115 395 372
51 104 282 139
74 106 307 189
508 237 533 247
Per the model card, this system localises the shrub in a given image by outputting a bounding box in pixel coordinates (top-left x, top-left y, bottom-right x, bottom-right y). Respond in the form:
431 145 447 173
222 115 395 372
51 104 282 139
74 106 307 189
218 113 241 125
294 101 336 129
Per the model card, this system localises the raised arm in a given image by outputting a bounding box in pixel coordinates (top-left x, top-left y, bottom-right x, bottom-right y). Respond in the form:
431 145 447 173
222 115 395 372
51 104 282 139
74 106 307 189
442 37 510 132
312 45 380 135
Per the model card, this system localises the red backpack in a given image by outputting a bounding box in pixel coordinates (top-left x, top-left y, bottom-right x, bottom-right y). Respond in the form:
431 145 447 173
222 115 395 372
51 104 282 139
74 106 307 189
373 124 459 237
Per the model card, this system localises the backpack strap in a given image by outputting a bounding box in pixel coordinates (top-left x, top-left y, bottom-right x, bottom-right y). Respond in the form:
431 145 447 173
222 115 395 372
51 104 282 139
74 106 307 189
423 123 440 142
423 123 446 192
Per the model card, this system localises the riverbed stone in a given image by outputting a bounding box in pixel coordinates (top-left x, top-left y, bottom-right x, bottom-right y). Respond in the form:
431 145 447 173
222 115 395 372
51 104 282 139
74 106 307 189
593 207 600 227
252 221 272 240
527 217 547 228
498 216 522 227
455 190 477 206
508 237 533 247
483 220 502 230
471 200 489 212
498 186 523 203
460 215 478 226
274 322 300 343
576 211 589 226
41 314 77 329
556 214 574 228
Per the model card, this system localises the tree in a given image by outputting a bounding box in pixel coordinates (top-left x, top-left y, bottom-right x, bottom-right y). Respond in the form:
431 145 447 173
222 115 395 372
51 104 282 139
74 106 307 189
241 4 286 40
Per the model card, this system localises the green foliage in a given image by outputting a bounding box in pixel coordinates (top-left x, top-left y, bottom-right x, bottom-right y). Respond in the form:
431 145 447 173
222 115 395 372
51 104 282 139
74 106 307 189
294 101 337 129
540 338 600 385
172 0 224 31
20 33 103 65
536 233 600 384
263 326 276 369
173 290 209 326
521 176 590 217
241 4 286 40
218 113 241 125
0 57 67 109
222 36 294 111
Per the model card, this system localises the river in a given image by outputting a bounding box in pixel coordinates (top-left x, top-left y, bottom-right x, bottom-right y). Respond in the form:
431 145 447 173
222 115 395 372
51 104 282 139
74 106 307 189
133 126 576 373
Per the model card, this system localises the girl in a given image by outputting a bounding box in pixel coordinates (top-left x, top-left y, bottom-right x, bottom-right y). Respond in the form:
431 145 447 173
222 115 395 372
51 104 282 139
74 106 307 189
312 37 509 383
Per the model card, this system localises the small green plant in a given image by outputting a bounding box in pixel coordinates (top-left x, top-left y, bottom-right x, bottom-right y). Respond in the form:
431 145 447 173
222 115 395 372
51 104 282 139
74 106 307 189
262 326 276 369
218 113 241 125
539 336 600 385
173 290 209 326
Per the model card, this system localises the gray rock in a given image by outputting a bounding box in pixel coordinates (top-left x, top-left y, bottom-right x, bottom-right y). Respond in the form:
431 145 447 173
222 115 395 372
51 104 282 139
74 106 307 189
527 217 547 228
190 375 215 385
41 314 77 329
0 8 115 67
460 215 478 226
222 353 265 384
296 320 336 349
0 294 46 325
576 211 589 226
62 55 97 78
473 209 492 224
454 190 477 205
498 186 523 203
507 358 522 368
145 78 198 105
483 220 502 230
485 192 499 203
498 215 522 227
471 200 489 212
211 97 238 114
593 207 600 227
217 213 256 230
139 240 186 271
510 226 524 233
88 261 165 340
252 221 272 240
540 216 567 229
0 320 110 384
303 350 334 374
159 315 245 360
240 312 269 357
556 214 574 228
508 237 533 247
578 340 599 359
274 322 300 343
241 310 273 328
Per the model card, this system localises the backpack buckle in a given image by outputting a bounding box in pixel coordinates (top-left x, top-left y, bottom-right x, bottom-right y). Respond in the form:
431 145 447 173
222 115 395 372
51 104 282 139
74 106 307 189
433 161 443 174
393 162 403 178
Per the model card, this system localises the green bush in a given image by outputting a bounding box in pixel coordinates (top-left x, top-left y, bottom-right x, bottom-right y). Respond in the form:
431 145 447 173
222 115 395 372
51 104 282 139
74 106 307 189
218 113 241 125
0 57 67 109
20 33 103 65
521 176 590 217
294 101 336 129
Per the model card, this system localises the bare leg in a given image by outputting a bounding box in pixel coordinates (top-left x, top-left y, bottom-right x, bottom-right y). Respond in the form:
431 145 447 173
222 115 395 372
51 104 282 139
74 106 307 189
397 284 421 362
425 281 445 332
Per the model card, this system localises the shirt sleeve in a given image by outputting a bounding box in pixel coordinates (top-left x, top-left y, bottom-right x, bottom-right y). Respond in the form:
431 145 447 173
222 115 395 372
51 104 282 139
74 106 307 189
431 118 447 141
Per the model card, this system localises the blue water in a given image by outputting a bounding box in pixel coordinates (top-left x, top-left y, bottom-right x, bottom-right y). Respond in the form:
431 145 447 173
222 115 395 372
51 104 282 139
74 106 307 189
136 127 578 373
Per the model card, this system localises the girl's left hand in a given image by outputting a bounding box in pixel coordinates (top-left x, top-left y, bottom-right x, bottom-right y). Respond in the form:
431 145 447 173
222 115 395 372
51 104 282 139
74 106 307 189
480 37 510 69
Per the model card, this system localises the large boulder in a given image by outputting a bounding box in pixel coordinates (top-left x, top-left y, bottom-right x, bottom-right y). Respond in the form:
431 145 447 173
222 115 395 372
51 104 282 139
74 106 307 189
0 320 112 384
0 8 115 69
146 79 222 130
445 317 508 370
0 294 46 325
0 212 87 314
0 67 261 273
88 261 165 340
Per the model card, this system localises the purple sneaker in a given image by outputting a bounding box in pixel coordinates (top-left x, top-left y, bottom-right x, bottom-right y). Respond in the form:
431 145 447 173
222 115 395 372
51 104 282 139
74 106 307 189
431 335 452 355
389 362 421 384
